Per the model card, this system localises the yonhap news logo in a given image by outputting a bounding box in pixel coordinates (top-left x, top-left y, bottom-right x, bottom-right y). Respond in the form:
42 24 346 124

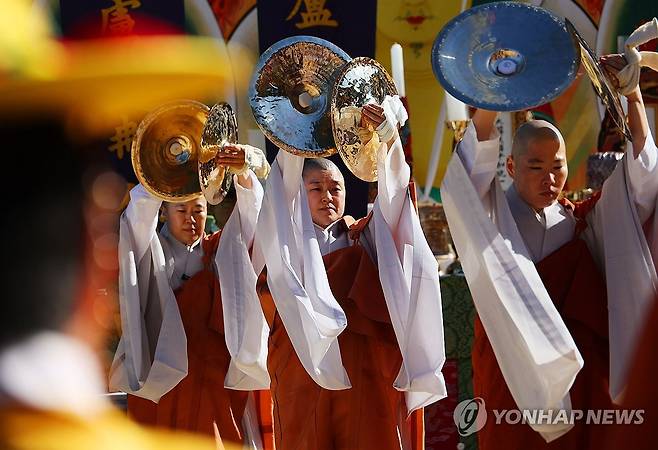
454 398 488 436
453 397 645 436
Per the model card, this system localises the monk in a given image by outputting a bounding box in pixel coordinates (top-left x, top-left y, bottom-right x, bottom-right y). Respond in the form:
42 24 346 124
250 97 447 449
109 141 270 447
440 53 658 450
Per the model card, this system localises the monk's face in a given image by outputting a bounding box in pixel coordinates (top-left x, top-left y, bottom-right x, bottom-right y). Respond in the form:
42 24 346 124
506 136 568 211
163 196 207 245
304 168 346 227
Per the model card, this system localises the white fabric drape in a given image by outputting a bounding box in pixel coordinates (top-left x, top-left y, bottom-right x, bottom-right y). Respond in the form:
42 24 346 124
109 185 188 402
109 173 264 400
617 18 658 96
217 176 271 390
584 131 658 401
371 134 447 412
251 95 446 410
442 149 582 441
254 151 351 390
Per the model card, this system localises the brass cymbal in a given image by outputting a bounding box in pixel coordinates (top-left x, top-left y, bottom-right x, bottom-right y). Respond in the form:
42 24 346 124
131 100 208 203
331 57 397 182
566 19 633 141
199 102 238 205
249 35 351 156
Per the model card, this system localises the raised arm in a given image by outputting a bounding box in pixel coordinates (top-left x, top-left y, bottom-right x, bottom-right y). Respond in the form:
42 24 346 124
362 96 448 412
360 96 410 230
473 108 499 142
112 185 186 402
218 144 268 249
123 183 162 263
455 108 501 200
601 54 658 223
601 54 651 157
214 144 271 390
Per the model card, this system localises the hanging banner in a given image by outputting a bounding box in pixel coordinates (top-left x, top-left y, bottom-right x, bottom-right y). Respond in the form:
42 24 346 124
60 0 185 38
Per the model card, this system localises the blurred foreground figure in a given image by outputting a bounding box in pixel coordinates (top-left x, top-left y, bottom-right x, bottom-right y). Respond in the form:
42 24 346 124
0 2 238 449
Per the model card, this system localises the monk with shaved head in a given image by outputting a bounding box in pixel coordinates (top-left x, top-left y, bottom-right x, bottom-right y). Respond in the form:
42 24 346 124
252 98 446 450
441 54 658 450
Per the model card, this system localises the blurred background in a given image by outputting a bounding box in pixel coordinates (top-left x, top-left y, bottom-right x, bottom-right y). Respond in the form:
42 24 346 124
9 1 657 449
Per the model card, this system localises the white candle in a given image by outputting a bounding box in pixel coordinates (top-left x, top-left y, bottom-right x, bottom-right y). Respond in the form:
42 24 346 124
445 91 469 121
390 43 405 97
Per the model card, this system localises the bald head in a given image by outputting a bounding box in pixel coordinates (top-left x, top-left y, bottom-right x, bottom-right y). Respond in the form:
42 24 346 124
162 195 208 245
162 194 207 209
302 157 346 227
512 120 565 160
506 119 569 211
302 157 344 183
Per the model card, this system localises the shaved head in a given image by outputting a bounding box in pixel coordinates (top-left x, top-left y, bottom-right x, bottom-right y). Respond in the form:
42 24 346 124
506 119 569 211
162 195 208 245
302 157 346 227
512 120 565 159
302 157 344 183
162 194 207 209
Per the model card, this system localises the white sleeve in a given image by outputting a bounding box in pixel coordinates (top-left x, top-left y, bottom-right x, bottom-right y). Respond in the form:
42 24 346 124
627 130 658 223
582 131 658 402
376 128 410 233
370 134 448 412
217 171 270 390
109 185 187 401
252 149 350 390
123 184 162 263
456 121 501 200
232 171 264 250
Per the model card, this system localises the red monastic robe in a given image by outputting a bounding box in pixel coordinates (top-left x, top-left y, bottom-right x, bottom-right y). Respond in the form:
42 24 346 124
127 232 248 443
472 195 616 449
258 218 424 450
602 298 658 450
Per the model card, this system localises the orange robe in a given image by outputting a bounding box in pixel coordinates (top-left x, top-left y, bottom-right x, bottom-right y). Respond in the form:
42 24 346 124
602 298 658 450
127 232 248 443
259 219 423 450
472 197 615 449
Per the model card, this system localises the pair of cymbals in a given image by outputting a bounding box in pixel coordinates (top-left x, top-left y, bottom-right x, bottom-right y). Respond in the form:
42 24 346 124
249 36 398 181
431 1 631 140
131 101 238 205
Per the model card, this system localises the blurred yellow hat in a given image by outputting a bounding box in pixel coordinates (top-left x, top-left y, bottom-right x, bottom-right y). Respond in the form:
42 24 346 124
0 0 244 133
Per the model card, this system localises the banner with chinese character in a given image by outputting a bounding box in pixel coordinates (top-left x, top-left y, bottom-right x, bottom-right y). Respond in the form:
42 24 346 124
60 0 186 37
256 0 378 217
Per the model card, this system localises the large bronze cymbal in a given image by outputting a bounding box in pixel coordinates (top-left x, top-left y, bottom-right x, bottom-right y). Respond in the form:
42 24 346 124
249 36 351 156
566 20 633 142
132 100 208 202
199 102 238 205
331 57 397 182
431 2 580 111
